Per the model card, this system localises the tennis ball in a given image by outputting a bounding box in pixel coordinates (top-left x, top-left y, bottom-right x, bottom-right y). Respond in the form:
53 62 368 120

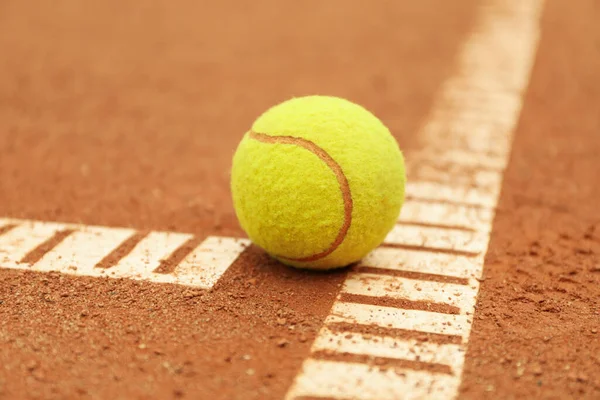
230 95 405 270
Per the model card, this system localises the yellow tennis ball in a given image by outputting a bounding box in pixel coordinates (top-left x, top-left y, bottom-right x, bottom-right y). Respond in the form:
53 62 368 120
230 95 405 270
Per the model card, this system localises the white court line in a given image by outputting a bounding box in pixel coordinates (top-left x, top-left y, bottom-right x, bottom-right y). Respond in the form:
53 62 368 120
290 359 459 400
0 218 250 289
410 148 508 170
407 164 503 190
342 273 479 314
104 231 193 279
286 0 545 399
361 247 485 280
398 202 495 232
171 236 252 288
384 224 490 254
31 227 135 275
326 302 471 338
404 181 499 209
0 221 68 269
312 328 466 374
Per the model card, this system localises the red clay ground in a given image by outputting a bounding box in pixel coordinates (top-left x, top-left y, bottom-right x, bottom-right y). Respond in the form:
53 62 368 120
0 1 478 399
460 1 600 398
0 0 598 399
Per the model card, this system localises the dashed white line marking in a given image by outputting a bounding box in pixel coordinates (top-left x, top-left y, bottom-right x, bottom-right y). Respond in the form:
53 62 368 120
361 248 484 280
398 202 495 232
409 164 502 191
0 221 67 269
405 181 499 209
105 231 193 279
0 219 250 288
410 148 508 170
326 302 470 338
290 359 459 400
342 273 479 314
286 0 545 398
31 227 136 275
171 236 252 289
312 328 466 374
385 224 490 254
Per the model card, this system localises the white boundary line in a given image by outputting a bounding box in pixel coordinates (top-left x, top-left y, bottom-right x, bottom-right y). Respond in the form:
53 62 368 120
285 1 545 399
0 218 249 289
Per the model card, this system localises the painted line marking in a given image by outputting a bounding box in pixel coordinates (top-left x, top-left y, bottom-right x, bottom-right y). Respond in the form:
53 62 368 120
170 236 252 289
0 218 250 289
0 221 67 269
31 227 136 275
290 359 459 400
385 224 490 254
312 328 466 374
342 273 479 315
286 0 545 398
408 165 502 191
410 148 508 171
404 181 499 209
0 219 16 235
361 247 484 281
326 302 471 338
398 202 495 232
103 231 193 279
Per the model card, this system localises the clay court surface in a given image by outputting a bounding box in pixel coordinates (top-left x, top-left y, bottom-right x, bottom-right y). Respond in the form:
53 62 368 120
1 1 599 399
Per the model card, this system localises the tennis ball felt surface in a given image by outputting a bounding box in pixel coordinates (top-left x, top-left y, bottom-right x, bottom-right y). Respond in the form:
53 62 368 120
230 95 406 270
